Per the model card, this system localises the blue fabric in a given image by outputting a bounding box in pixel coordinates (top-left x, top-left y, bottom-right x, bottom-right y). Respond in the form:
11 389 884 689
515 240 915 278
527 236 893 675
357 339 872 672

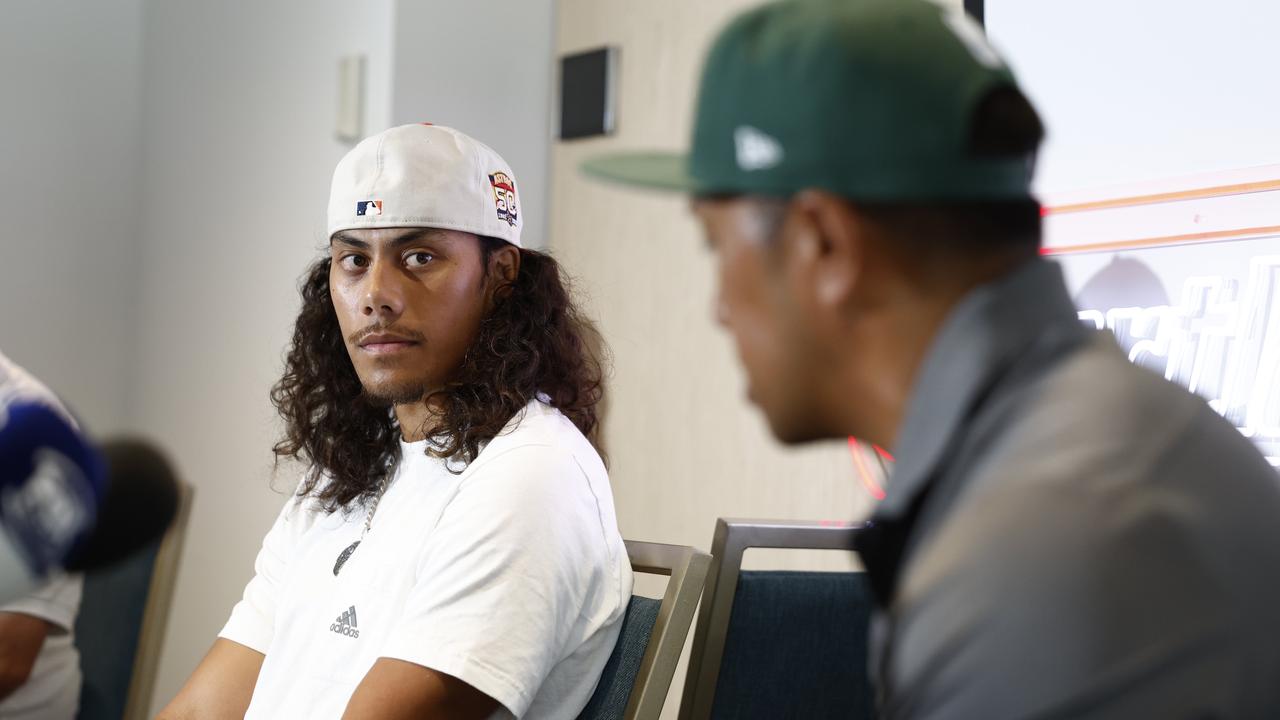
74 539 162 720
710 571 876 719
578 595 662 720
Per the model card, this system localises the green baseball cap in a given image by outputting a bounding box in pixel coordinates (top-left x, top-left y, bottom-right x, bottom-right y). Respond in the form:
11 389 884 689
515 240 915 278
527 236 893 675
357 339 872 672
582 0 1035 200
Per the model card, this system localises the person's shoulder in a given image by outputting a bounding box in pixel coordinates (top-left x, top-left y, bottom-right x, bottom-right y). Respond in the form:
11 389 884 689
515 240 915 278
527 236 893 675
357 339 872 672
471 400 600 470
933 330 1280 563
933 335 1280 579
445 399 604 507
272 470 340 531
0 348 76 427
965 337 1280 538
992 332 1263 489
1040 333 1203 436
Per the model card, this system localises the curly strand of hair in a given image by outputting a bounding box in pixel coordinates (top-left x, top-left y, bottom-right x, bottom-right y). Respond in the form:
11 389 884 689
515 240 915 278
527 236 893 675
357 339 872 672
425 239 605 467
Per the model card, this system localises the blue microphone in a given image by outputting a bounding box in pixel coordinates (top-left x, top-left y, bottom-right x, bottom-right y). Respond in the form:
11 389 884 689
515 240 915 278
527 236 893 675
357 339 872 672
1 353 179 603
0 398 107 601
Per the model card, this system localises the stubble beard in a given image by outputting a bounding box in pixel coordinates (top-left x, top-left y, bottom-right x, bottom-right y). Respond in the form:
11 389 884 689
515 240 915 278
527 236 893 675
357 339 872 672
361 376 432 407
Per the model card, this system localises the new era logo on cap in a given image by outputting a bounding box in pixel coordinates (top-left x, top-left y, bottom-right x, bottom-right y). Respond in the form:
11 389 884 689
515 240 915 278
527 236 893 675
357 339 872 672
356 200 382 216
734 126 784 171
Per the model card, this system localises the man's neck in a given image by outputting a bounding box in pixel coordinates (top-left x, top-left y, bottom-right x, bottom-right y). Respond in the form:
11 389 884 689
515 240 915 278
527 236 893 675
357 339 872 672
393 399 445 442
828 299 953 451
830 254 1035 450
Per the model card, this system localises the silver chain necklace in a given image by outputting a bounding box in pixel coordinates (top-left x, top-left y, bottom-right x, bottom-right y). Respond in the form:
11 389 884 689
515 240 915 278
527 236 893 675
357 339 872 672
333 474 390 576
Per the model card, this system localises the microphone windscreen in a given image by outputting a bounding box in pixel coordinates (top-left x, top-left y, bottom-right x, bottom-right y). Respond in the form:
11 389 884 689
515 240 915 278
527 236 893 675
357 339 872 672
0 401 106 575
64 438 180 572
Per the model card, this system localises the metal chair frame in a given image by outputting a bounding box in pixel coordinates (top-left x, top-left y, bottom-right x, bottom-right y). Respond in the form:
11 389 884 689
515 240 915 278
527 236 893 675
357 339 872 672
620 540 712 720
677 518 865 720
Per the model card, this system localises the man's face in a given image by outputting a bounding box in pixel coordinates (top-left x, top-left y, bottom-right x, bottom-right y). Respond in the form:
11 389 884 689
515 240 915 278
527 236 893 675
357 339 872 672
329 227 491 405
694 198 828 444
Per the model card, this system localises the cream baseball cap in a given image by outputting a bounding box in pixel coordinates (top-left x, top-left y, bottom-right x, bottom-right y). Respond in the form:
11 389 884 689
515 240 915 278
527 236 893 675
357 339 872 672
327 123 523 247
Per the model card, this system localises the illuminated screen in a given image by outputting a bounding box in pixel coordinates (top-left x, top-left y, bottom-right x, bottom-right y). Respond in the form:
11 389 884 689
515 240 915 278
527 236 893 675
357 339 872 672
1050 207 1280 467
981 0 1280 468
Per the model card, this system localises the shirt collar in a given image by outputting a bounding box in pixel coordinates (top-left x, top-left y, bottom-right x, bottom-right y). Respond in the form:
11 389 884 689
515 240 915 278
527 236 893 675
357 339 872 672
876 258 1086 520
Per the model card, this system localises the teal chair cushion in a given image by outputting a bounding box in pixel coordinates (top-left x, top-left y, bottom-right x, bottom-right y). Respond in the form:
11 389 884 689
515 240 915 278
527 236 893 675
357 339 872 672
710 570 875 719
578 595 662 720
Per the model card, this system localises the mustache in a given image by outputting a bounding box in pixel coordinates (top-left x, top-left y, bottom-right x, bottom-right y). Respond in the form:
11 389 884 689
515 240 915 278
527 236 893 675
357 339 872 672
347 324 427 346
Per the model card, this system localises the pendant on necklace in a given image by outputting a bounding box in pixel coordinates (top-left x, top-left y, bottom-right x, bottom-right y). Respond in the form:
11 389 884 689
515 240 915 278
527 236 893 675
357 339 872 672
333 540 361 576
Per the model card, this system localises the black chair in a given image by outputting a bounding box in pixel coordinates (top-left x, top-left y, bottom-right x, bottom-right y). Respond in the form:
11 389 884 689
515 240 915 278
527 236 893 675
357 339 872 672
579 540 712 720
679 518 876 720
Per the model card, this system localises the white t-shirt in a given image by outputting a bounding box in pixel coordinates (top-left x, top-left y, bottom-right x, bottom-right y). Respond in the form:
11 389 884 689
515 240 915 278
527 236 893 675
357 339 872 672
0 574 83 720
220 400 633 719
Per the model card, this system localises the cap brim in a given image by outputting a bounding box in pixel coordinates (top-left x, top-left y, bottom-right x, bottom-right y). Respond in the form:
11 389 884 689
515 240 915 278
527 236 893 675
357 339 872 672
581 151 693 192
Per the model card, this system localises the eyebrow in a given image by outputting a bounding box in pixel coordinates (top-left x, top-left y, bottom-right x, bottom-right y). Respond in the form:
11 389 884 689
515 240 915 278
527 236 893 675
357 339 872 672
330 229 446 250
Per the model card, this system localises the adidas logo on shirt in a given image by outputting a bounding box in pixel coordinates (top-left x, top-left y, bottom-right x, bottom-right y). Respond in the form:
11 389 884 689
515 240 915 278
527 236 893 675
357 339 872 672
330 606 360 639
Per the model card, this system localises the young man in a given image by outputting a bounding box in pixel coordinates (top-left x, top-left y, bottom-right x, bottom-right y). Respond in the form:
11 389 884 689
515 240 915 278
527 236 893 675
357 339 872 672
585 0 1280 717
162 124 632 719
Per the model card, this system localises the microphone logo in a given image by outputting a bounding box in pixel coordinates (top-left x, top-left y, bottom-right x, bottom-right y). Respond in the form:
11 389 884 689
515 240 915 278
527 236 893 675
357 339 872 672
2 448 93 572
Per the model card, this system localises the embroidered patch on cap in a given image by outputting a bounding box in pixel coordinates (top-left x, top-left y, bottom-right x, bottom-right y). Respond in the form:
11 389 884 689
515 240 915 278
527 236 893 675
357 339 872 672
488 172 518 227
356 200 383 216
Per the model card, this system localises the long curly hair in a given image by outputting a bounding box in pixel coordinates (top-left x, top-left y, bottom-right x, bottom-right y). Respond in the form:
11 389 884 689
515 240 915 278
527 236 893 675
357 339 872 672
270 237 606 511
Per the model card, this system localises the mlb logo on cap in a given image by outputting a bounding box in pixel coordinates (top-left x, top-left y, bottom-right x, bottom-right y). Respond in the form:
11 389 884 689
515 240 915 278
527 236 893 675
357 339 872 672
356 200 383 216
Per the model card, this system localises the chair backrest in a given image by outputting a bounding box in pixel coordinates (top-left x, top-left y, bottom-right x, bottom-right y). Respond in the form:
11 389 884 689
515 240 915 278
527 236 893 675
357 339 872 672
76 462 194 720
678 518 875 720
578 540 712 720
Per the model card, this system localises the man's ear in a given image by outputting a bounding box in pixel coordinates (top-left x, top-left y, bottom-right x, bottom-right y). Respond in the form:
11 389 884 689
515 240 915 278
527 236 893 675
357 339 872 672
486 242 521 305
786 189 863 310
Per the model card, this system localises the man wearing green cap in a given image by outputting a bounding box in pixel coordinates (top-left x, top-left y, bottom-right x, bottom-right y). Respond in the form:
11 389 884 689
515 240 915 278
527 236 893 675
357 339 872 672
586 0 1280 716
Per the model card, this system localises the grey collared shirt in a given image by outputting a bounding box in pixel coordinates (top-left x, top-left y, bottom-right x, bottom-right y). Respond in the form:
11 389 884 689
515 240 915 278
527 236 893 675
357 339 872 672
865 259 1280 719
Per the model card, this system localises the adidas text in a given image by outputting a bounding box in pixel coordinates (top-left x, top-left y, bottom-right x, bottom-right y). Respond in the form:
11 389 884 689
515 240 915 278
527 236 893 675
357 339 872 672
330 622 360 638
